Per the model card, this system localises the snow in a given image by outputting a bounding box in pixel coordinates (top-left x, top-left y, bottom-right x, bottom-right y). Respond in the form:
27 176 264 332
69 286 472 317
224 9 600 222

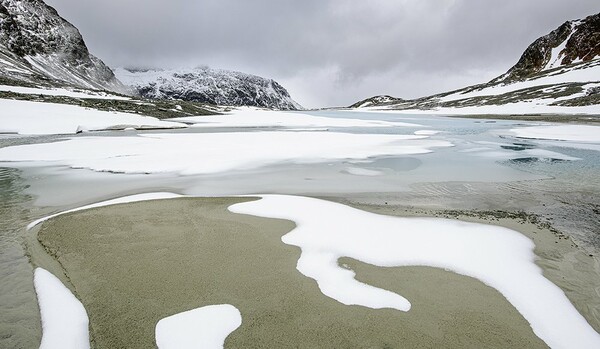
0 85 130 100
170 107 422 128
344 167 383 176
354 61 600 116
545 39 569 70
510 125 600 142
34 268 89 349
114 67 302 110
0 132 453 175
0 99 186 135
27 192 182 230
414 130 440 135
363 99 600 115
229 195 600 349
439 64 600 103
464 142 581 161
155 305 241 349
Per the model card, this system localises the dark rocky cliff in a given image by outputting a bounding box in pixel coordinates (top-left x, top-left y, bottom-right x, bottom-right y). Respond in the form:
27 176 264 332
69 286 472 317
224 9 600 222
0 0 127 93
495 13 599 83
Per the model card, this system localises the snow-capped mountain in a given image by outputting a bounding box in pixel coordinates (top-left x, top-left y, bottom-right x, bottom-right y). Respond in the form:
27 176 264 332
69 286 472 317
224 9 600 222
115 67 302 110
0 0 127 93
352 12 599 114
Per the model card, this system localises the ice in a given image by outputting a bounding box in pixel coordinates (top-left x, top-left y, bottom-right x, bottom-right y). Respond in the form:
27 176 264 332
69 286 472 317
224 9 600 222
0 132 453 175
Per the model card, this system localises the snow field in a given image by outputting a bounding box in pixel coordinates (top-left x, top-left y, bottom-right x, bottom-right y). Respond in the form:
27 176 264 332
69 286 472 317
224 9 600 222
0 99 185 135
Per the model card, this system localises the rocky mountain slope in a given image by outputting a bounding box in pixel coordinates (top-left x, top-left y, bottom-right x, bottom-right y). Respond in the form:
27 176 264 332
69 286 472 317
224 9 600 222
0 0 126 93
352 12 600 114
115 67 302 110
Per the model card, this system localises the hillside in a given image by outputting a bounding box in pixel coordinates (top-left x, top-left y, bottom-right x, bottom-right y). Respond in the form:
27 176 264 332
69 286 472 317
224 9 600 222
115 67 302 110
352 12 600 115
0 0 127 93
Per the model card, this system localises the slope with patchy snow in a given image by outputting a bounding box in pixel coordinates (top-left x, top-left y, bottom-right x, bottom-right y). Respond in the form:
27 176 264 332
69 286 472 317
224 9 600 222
351 12 600 115
0 0 127 93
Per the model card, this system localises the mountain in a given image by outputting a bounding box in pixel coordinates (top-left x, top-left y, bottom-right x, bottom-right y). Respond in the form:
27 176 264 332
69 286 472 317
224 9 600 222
351 12 600 113
494 13 600 83
115 67 302 110
0 0 127 93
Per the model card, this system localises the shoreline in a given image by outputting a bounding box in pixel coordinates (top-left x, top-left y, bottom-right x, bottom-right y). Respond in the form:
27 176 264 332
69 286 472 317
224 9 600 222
325 108 600 124
28 195 600 347
330 196 600 333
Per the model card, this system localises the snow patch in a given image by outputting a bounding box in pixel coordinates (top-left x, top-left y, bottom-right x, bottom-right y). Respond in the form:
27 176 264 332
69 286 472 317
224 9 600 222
0 85 130 100
34 268 89 349
344 167 383 176
155 304 241 349
510 125 600 142
414 130 440 135
361 100 600 115
439 64 600 103
27 192 182 230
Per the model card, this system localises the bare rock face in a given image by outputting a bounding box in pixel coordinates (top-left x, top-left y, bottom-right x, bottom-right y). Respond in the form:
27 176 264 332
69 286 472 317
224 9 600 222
115 67 302 110
562 13 600 65
496 12 599 83
0 0 127 93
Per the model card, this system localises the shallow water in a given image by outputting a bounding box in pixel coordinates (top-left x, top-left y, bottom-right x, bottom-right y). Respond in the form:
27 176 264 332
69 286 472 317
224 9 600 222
0 111 599 347
0 167 40 348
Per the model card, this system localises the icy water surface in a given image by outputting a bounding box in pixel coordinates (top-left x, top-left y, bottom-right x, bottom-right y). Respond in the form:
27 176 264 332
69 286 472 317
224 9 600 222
0 167 40 348
0 111 599 347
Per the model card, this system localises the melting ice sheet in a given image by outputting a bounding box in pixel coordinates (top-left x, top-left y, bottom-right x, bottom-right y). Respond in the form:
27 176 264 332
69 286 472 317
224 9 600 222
229 195 600 349
0 132 452 175
169 107 422 128
510 124 600 143
155 305 242 349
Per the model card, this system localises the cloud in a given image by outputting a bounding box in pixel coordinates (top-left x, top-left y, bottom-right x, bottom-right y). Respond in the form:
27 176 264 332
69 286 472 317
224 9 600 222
45 0 599 108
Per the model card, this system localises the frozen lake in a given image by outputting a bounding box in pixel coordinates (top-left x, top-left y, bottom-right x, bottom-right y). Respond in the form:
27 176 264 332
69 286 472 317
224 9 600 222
1 110 599 346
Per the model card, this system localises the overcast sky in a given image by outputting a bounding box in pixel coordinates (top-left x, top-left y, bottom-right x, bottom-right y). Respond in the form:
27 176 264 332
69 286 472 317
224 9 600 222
45 0 599 108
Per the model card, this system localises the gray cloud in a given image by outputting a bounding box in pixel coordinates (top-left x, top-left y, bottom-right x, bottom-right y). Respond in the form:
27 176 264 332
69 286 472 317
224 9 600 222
45 0 599 108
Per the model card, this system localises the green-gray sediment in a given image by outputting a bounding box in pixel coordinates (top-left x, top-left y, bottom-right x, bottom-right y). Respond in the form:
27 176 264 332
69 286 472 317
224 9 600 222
32 196 599 348
338 199 600 334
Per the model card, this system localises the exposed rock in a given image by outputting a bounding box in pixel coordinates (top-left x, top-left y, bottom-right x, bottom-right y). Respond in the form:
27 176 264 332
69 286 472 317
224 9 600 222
0 0 127 93
350 95 401 108
115 67 302 110
495 13 600 83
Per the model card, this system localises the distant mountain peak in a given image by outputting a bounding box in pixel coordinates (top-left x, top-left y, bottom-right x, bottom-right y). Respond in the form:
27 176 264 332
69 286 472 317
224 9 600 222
115 67 302 110
0 0 127 93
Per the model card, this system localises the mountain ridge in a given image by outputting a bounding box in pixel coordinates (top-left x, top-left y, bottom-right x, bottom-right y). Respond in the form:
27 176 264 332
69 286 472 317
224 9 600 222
351 12 600 113
0 0 127 93
115 67 302 110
